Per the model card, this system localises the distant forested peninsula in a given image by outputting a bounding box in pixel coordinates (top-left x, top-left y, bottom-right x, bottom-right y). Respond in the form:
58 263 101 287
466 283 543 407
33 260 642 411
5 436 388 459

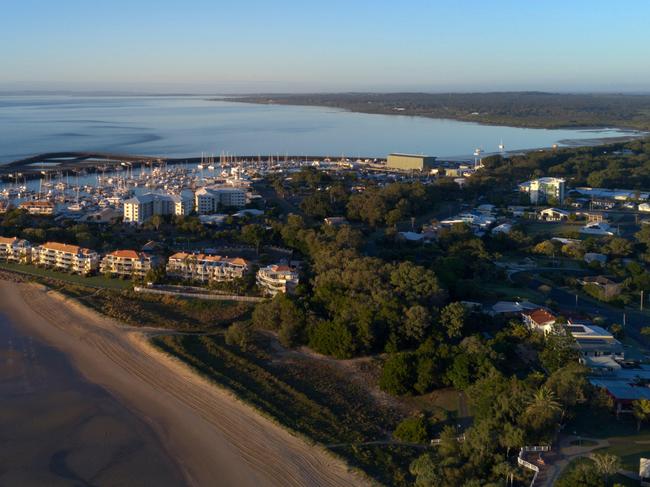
225 92 650 131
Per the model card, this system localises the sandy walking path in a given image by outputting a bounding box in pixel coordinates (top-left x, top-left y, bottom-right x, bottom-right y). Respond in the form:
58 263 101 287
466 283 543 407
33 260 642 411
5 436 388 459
0 281 366 487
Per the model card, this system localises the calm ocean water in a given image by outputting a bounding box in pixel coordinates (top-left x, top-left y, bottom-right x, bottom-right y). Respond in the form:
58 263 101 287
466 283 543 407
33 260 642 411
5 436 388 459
0 95 644 163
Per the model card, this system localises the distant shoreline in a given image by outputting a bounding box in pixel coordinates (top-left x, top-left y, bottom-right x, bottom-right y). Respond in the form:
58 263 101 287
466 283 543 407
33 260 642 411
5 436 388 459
219 92 650 132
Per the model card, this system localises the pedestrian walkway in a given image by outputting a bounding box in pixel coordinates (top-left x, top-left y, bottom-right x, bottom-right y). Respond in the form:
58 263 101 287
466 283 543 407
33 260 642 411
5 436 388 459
539 435 610 487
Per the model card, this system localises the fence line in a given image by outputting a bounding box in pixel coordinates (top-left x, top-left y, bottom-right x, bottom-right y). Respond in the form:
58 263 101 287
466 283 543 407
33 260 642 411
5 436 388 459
518 446 550 487
134 286 266 303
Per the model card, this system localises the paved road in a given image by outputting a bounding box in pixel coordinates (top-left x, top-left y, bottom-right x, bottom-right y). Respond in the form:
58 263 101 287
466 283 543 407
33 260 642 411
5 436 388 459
512 269 650 346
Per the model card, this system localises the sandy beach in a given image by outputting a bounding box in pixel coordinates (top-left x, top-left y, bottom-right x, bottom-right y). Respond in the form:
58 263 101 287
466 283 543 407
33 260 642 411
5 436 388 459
0 280 366 487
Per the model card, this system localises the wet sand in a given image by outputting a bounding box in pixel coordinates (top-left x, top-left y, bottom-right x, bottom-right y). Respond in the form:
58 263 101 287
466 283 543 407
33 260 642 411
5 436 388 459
0 312 185 486
0 280 365 487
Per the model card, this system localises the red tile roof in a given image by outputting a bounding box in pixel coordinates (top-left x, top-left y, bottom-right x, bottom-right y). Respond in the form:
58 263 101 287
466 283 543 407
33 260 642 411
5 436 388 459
522 308 556 325
108 250 143 259
40 242 94 255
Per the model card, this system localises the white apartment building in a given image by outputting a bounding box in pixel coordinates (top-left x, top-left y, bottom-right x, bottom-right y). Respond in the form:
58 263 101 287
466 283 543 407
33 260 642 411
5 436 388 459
19 200 56 215
32 242 99 275
0 236 32 263
518 177 566 205
195 186 246 214
166 252 249 283
123 191 194 224
100 250 156 279
256 264 299 296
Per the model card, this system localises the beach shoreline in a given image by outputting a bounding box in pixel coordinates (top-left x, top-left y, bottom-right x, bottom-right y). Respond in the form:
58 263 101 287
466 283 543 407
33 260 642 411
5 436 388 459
0 279 365 487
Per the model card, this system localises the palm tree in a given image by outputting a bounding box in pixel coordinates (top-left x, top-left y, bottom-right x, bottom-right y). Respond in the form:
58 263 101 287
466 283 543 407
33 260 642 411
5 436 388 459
524 386 563 438
527 386 562 414
591 453 621 486
633 399 650 432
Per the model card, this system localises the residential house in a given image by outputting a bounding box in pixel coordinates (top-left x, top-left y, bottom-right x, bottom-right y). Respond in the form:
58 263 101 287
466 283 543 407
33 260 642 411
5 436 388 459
324 217 348 227
538 207 571 221
491 300 540 316
521 308 557 334
0 236 31 263
256 264 299 296
580 221 616 236
578 276 622 299
31 242 99 275
100 250 157 279
166 252 249 283
19 200 55 215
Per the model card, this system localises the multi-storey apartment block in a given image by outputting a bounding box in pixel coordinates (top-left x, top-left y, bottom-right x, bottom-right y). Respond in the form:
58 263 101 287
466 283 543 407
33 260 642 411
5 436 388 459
256 264 299 296
31 242 99 275
0 236 32 263
195 186 247 213
19 200 56 215
518 177 566 205
123 191 194 224
100 250 157 279
166 252 249 283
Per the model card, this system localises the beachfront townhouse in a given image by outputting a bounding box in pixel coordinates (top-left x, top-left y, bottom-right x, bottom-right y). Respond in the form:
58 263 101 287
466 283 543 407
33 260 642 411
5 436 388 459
100 250 157 279
166 252 249 283
256 264 299 296
0 236 32 263
31 242 99 275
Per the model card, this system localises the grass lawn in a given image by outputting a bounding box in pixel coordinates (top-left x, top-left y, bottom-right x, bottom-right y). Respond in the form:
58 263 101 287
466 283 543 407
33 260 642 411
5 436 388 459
522 221 583 239
481 281 545 302
597 436 650 472
568 406 650 471
0 261 132 290
557 457 637 487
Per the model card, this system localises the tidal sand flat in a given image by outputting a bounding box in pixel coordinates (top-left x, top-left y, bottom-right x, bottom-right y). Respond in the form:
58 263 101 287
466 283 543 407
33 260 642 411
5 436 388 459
0 280 364 487
0 307 186 486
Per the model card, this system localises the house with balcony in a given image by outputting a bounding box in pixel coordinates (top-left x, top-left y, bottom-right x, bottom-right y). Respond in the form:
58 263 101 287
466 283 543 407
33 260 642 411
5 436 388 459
166 252 249 284
19 200 56 215
100 250 157 279
0 236 32 263
256 264 299 296
31 242 99 275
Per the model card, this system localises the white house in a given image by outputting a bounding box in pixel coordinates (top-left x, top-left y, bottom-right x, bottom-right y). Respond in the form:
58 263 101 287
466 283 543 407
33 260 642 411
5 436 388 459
538 208 571 221
256 264 299 296
521 308 557 334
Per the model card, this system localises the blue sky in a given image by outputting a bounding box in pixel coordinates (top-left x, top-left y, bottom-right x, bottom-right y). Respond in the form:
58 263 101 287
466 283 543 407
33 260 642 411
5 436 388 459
1 0 649 93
